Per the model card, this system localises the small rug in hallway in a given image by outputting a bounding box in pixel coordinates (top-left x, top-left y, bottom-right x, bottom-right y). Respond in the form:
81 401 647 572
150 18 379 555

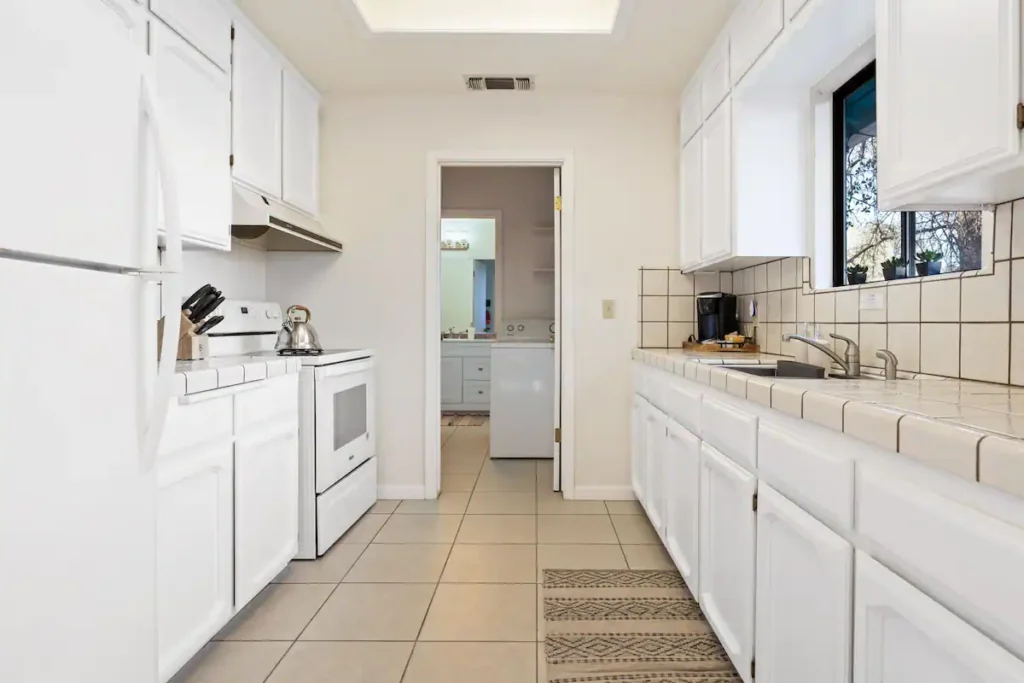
542 569 742 683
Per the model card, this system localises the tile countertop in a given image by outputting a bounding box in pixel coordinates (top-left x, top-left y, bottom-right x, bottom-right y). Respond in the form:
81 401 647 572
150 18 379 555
633 348 1024 498
174 355 302 396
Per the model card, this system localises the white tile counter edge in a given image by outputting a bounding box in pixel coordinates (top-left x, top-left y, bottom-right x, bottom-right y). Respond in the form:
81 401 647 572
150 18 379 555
173 356 302 396
633 348 1024 497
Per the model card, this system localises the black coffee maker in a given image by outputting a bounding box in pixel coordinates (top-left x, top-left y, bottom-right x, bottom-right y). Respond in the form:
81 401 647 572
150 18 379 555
696 292 738 342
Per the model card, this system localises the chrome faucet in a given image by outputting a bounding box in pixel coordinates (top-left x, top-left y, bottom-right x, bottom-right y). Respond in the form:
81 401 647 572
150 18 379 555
782 332 861 378
876 349 899 380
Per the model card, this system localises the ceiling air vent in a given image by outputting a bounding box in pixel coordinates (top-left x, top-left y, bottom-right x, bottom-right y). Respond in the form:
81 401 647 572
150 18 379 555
465 76 534 92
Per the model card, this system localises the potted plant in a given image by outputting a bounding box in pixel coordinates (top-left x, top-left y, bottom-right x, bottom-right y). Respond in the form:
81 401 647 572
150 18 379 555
916 250 943 276
846 263 868 285
881 257 906 281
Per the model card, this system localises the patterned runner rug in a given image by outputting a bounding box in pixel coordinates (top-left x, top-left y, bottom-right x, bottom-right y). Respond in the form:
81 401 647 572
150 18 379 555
542 569 742 683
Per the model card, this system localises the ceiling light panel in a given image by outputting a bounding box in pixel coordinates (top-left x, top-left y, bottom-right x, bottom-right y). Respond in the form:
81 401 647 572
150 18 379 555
352 0 622 34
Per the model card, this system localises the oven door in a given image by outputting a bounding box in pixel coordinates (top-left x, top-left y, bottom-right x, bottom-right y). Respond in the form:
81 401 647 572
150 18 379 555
313 358 375 494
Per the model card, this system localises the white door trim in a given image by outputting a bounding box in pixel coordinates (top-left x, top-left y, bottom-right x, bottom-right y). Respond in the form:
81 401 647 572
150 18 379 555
425 150 576 499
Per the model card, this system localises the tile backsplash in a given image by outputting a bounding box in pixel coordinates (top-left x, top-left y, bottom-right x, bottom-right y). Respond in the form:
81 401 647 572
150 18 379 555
638 199 1024 386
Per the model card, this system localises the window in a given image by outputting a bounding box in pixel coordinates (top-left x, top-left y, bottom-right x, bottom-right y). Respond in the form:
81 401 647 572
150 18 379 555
832 62 982 286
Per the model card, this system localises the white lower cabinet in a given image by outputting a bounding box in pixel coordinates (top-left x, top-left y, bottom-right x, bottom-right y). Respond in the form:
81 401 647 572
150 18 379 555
441 357 463 405
854 552 1024 683
664 419 701 595
157 440 233 683
699 441 756 683
234 424 299 610
644 403 668 537
631 395 649 511
755 485 853 683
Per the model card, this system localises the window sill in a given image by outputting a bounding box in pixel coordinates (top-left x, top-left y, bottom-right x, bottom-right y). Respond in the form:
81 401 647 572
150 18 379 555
804 262 992 295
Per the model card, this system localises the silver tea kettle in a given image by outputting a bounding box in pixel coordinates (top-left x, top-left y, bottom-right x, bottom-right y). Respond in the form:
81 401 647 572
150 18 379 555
275 304 323 354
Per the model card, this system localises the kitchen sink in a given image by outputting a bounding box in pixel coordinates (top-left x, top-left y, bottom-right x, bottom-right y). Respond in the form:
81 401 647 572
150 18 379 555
722 360 826 379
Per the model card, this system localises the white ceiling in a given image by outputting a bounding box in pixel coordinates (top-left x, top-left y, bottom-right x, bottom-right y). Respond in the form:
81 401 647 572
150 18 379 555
233 0 738 95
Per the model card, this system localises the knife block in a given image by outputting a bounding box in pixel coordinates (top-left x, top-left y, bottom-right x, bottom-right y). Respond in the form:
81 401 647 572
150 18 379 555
157 311 209 361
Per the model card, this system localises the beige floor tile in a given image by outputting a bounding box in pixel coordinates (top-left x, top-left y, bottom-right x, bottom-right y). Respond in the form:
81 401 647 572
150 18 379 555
369 500 400 514
456 514 537 544
537 586 544 640
621 544 674 570
216 584 334 641
604 500 643 515
611 514 660 544
343 544 452 583
395 492 471 515
475 470 537 492
374 514 463 544
403 642 537 683
480 459 537 475
441 544 537 583
537 460 554 484
537 515 618 544
441 473 479 492
536 544 627 581
275 543 366 584
267 642 412 683
176 641 290 683
299 583 435 641
537 642 546 683
468 491 536 515
420 584 537 641
338 514 389 543
442 454 486 474
536 497 608 515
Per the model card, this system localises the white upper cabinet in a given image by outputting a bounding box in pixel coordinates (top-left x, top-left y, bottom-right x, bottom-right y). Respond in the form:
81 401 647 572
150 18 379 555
664 419 701 595
701 33 731 118
282 70 321 216
785 0 810 22
679 136 703 269
729 0 784 85
149 0 231 70
680 81 703 146
701 98 733 263
4 0 148 267
151 22 231 249
231 21 283 198
854 552 1024 683
699 442 756 683
756 485 853 683
876 0 1024 209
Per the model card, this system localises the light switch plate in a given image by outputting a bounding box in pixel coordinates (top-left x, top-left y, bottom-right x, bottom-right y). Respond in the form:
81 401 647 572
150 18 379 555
860 290 884 310
602 299 616 319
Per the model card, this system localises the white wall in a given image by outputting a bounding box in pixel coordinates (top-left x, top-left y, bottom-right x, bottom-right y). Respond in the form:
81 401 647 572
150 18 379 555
442 167 553 321
440 218 495 331
182 241 267 302
266 93 678 497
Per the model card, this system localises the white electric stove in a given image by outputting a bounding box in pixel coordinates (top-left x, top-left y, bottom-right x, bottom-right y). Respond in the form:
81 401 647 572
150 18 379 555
208 301 377 559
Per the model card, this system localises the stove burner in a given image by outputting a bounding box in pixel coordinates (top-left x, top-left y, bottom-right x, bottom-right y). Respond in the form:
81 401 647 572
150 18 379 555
277 348 324 356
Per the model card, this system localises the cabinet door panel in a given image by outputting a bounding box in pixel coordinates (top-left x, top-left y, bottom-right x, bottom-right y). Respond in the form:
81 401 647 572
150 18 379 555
157 441 233 682
282 71 320 216
680 83 703 146
3 0 148 267
854 552 1024 683
632 395 649 508
680 136 703 269
151 22 231 248
756 485 853 683
231 23 282 197
785 0 810 22
644 405 667 536
701 100 733 262
235 427 299 610
701 34 731 117
665 420 701 595
441 357 464 404
699 442 756 683
877 0 1020 208
731 0 784 84
150 0 231 69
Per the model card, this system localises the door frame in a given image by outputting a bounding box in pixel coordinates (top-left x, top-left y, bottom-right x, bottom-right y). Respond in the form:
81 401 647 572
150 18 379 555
424 150 575 499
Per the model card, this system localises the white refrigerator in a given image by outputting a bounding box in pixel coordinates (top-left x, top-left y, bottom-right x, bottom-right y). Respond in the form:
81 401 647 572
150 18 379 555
1 1 184 681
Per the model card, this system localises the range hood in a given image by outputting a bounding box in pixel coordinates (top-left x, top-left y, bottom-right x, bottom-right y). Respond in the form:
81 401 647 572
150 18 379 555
231 184 343 253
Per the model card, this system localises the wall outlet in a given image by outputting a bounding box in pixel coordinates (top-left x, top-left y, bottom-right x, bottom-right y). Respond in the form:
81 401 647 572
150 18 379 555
602 299 616 319
860 290 884 311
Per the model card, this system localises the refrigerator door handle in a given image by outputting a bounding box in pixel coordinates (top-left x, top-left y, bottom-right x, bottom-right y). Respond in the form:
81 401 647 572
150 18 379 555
139 65 184 473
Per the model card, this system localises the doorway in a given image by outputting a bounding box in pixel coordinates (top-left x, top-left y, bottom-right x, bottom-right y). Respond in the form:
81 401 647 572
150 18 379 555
425 151 575 500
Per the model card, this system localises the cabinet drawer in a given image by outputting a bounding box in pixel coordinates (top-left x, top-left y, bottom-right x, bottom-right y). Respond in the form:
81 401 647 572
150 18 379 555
463 380 491 404
663 380 702 435
701 397 757 471
758 423 855 530
160 395 232 455
463 357 491 381
700 34 730 117
235 375 299 431
857 462 1024 659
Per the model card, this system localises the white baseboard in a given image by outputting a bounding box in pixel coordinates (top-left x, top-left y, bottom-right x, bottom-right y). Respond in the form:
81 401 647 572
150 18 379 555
571 485 636 501
378 485 426 500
